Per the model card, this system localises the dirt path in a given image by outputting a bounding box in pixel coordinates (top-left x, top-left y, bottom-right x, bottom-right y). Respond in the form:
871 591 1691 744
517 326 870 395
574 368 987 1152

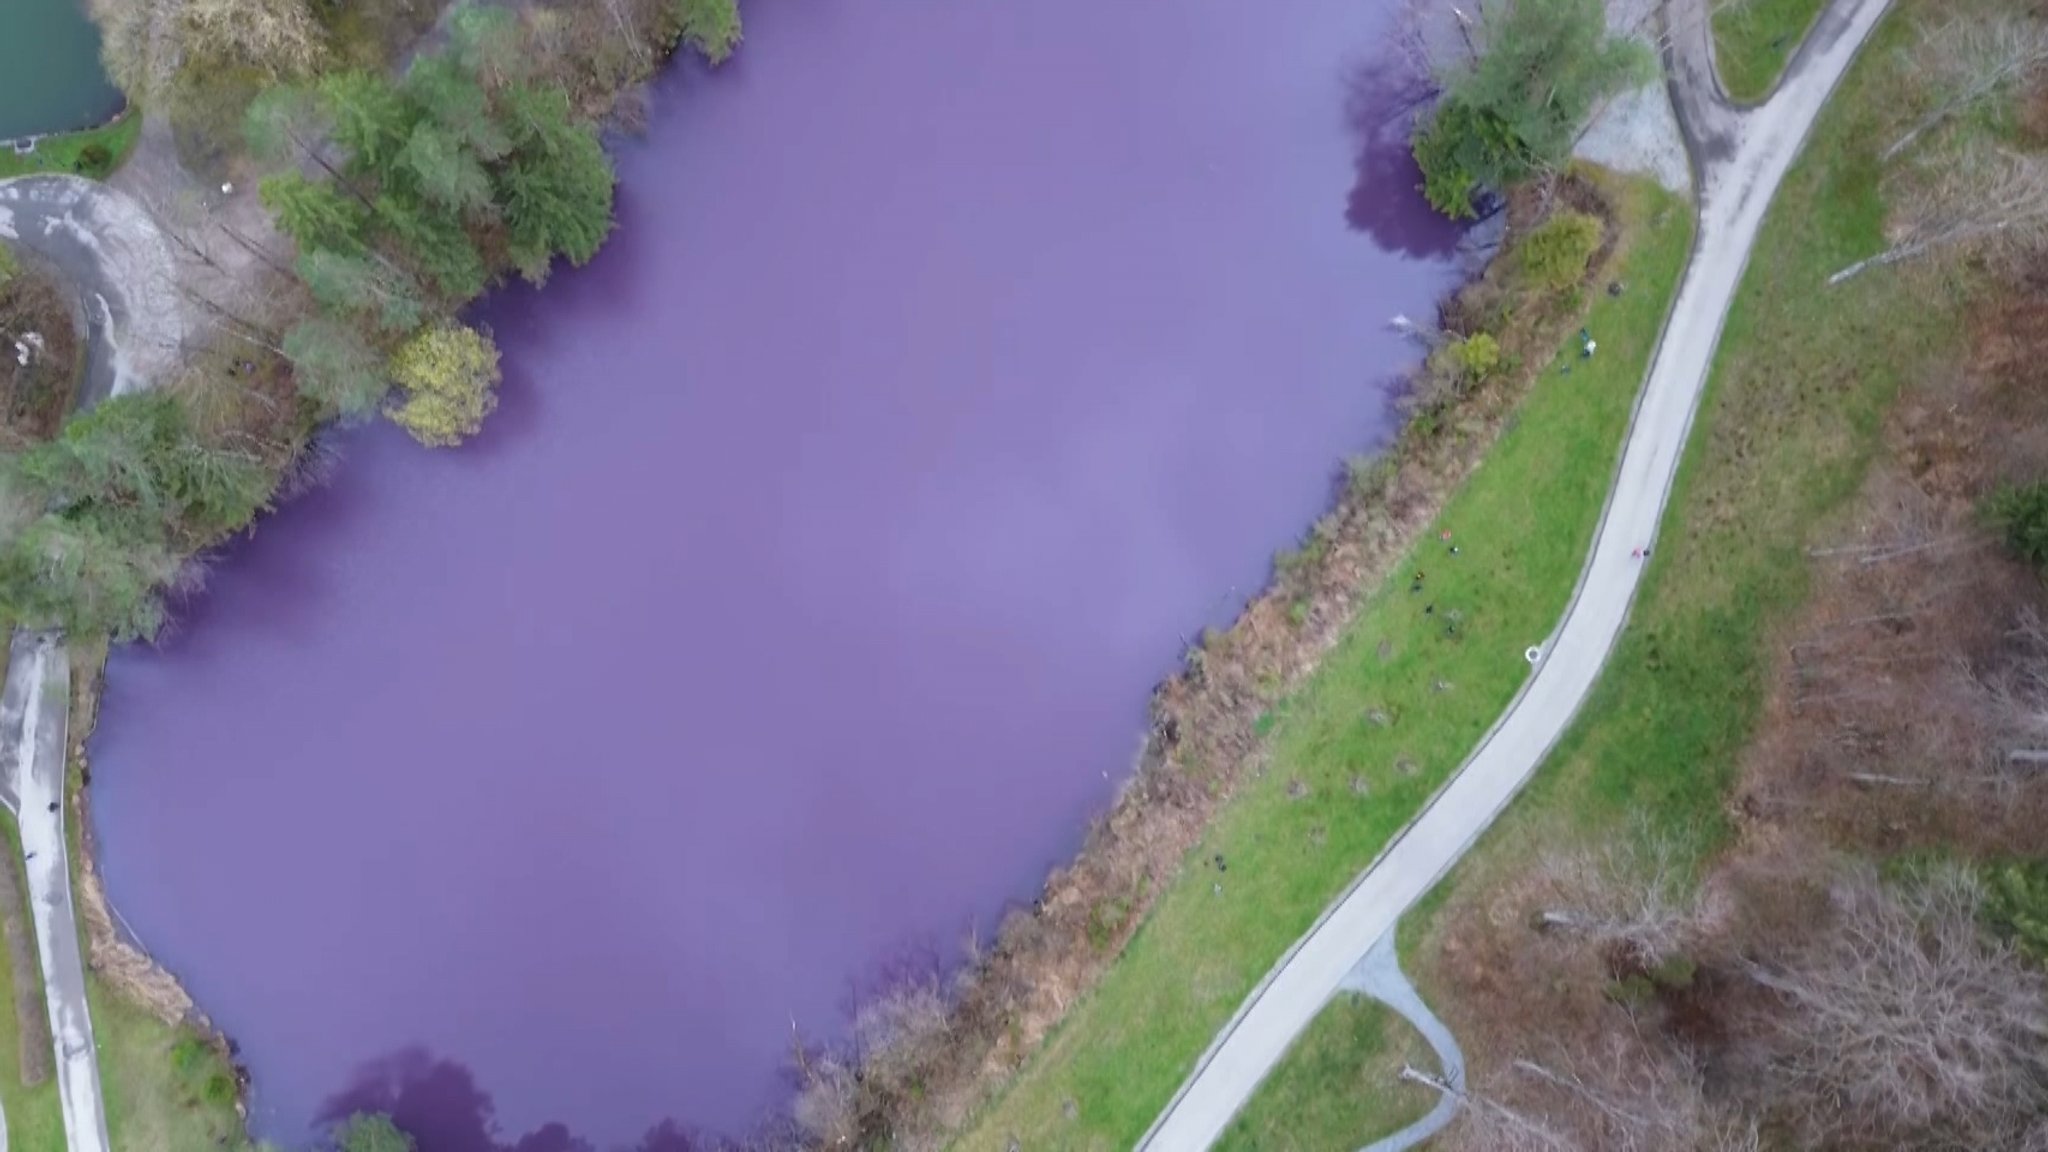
1135 0 1895 1145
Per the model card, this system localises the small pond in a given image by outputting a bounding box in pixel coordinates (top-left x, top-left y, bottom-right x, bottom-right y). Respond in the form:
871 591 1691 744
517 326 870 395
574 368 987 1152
0 0 124 142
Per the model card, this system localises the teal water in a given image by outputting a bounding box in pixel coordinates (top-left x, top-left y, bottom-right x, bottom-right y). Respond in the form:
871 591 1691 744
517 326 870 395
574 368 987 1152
0 0 124 140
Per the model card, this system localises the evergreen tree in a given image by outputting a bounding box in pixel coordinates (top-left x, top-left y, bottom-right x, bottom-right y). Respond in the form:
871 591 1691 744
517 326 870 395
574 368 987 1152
320 70 416 176
405 54 511 162
262 171 371 253
284 316 391 420
673 0 742 64
1412 0 1651 217
399 121 495 214
333 1113 415 1152
0 514 178 640
296 248 426 335
496 84 617 284
374 191 489 298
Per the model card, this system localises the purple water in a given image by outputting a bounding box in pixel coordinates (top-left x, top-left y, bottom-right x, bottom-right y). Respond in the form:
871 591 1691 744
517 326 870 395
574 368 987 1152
88 1 1459 1147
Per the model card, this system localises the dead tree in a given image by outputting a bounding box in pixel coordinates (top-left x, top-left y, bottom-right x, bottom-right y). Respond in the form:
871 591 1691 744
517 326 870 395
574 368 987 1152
1743 865 2048 1146
1436 1034 1760 1152
1830 143 2048 284
1530 828 1701 968
1884 15 2048 164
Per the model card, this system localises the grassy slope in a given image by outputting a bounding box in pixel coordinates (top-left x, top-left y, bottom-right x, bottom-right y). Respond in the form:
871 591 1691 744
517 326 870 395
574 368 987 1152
1216 995 1438 1152
954 177 1693 1151
1406 0 1960 1018
1714 0 1830 102
0 113 142 182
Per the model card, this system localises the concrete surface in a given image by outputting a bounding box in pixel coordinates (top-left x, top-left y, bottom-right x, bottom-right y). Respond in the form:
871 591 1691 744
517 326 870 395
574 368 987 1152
1342 932 1465 1152
0 174 187 408
0 633 105 1152
1136 0 1896 1146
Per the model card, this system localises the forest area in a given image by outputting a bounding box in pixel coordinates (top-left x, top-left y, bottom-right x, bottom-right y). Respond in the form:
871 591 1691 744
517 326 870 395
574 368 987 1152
1400 0 2048 1147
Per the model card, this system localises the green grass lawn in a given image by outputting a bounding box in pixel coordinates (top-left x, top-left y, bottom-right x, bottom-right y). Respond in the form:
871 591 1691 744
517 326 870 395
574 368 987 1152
0 113 142 182
1403 0 1967 1031
952 177 1693 1151
1714 0 1829 102
1216 995 1440 1152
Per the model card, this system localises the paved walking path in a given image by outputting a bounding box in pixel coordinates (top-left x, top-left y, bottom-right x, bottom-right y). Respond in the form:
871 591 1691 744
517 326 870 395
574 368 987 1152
1342 932 1465 1152
0 634 106 1152
1136 0 1895 1146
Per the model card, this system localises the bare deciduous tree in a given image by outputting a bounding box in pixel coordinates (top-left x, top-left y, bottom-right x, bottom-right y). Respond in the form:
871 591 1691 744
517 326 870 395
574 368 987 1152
1531 828 1704 968
1744 864 2048 1147
180 0 326 77
1439 1032 1759 1152
1830 142 2048 284
1884 15 2048 164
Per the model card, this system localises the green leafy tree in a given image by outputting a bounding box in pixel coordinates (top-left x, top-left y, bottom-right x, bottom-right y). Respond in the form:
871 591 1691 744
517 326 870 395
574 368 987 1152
1986 482 2048 569
284 316 390 420
1412 0 1651 217
496 85 617 283
672 0 743 64
261 171 370 253
388 323 502 447
297 249 425 334
334 1113 415 1152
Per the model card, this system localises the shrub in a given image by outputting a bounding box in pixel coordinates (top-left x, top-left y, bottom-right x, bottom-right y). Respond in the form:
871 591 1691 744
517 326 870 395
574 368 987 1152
72 143 115 179
1516 211 1605 294
1448 331 1504 381
1985 861 2048 965
1985 482 2048 569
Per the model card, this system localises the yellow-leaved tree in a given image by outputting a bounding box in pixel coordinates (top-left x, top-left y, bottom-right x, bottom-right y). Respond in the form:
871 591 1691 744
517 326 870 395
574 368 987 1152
388 323 501 448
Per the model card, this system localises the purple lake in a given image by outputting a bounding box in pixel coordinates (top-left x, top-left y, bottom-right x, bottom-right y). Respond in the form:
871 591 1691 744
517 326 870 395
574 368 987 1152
87 0 1461 1146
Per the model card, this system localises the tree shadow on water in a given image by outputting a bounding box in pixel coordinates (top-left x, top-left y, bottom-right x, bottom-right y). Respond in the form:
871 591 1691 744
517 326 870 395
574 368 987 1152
1342 50 1465 261
319 1050 717 1152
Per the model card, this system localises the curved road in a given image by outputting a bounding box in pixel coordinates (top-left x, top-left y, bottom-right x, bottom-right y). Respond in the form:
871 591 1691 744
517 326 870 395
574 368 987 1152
0 173 187 408
1137 0 1895 1146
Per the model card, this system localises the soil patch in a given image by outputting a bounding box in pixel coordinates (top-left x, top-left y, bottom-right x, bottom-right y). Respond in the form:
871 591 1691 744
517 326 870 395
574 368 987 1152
0 245 82 445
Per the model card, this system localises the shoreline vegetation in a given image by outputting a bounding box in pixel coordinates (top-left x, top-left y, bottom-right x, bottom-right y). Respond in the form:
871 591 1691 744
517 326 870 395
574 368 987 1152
0 109 142 182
